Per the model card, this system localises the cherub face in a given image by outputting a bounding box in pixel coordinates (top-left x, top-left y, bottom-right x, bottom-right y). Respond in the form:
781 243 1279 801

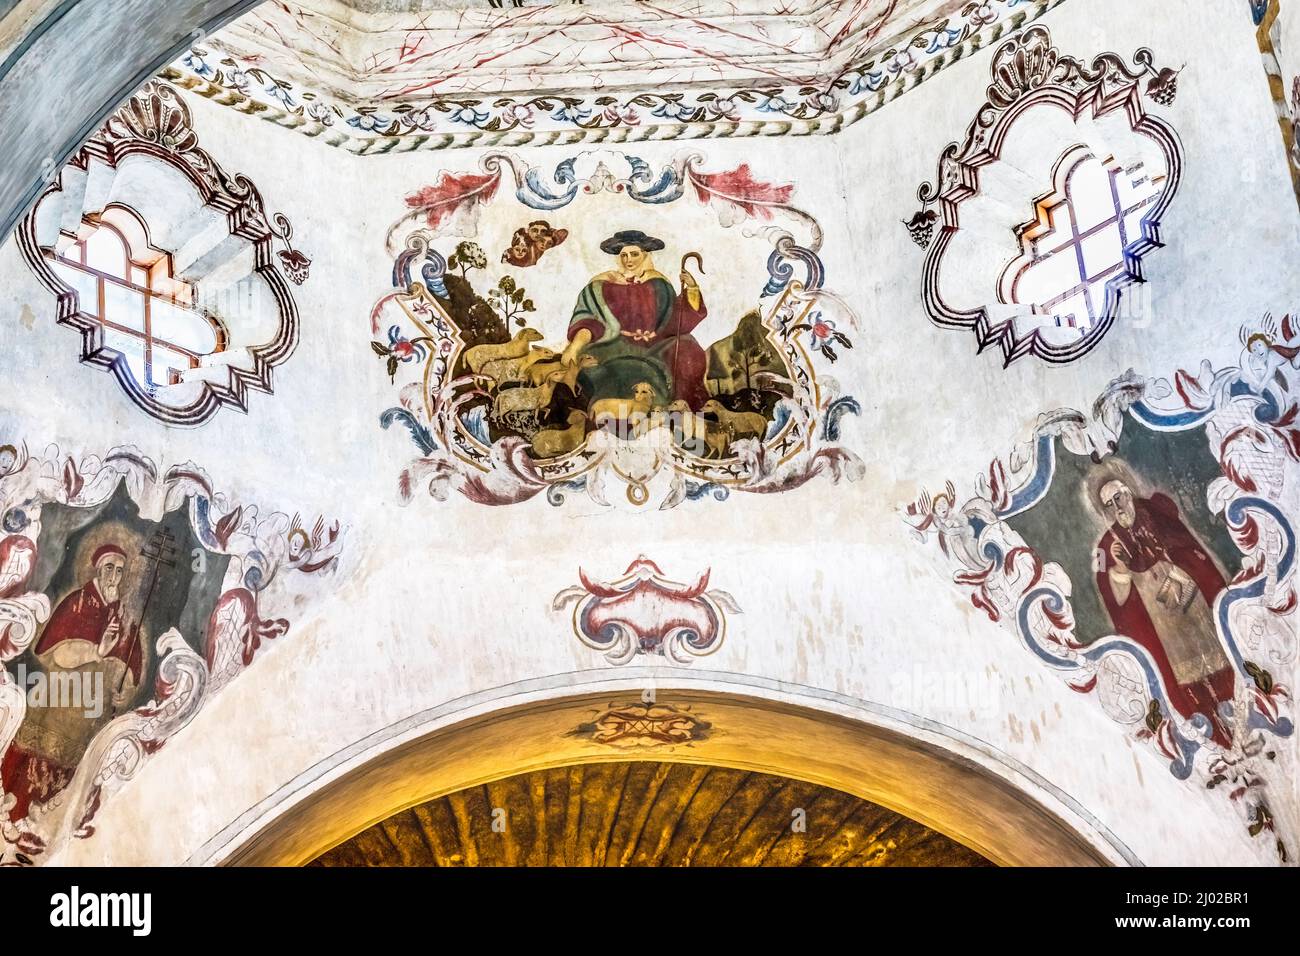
1250 338 1268 356
0 448 14 475
933 497 950 519
527 223 553 248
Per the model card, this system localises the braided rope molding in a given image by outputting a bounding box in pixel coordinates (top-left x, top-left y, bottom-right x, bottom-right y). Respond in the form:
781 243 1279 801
158 0 1069 156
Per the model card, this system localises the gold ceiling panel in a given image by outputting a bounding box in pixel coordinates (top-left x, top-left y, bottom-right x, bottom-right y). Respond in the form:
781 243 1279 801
308 761 993 867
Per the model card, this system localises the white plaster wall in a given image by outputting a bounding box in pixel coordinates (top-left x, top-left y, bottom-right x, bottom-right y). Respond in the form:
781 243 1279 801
0 0 1296 865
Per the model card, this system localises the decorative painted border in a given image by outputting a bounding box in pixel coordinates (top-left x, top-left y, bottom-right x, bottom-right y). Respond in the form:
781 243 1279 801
1251 0 1300 208
0 440 343 865
553 557 740 665
904 25 1183 367
16 81 310 427
160 0 1067 155
904 315 1300 859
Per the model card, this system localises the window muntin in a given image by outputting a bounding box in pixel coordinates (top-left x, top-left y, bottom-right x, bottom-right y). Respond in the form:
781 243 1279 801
999 146 1163 336
45 206 227 391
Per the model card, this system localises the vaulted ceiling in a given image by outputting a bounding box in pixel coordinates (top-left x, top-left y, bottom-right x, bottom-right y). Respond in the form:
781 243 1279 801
308 762 994 866
167 0 1061 149
200 0 962 98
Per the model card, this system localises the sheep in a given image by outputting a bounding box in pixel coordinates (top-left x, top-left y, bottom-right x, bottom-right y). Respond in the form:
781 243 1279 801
525 353 598 390
589 382 656 433
480 347 557 388
704 423 732 459
465 327 544 374
530 410 588 458
701 399 768 457
660 399 711 455
492 368 565 420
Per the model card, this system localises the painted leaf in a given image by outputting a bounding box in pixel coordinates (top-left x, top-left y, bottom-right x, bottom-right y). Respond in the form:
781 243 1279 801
404 169 500 232
690 163 795 224
62 459 83 500
214 505 244 549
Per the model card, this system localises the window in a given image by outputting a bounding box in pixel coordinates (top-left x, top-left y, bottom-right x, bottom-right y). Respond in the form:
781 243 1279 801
45 205 228 392
18 81 306 425
999 146 1163 336
909 25 1183 366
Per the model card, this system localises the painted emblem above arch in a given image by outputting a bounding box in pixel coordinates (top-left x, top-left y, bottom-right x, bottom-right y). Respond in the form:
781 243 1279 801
554 557 740 666
905 25 1184 366
373 150 864 510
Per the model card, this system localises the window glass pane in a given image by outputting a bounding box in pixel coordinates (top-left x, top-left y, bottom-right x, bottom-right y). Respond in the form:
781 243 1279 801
103 282 146 331
151 300 217 354
1016 252 1081 308
52 262 100 315
1066 159 1115 232
1080 224 1123 279
151 345 194 384
131 265 149 287
84 227 127 277
101 327 148 387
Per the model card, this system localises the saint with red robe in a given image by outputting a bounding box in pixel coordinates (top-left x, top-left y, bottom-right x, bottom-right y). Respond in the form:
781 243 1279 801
4 543 141 820
33 543 142 690
1092 479 1236 747
562 230 710 410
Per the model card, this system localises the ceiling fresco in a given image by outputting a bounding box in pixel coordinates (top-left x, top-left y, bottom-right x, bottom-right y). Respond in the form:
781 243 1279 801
0 0 1296 873
374 149 864 509
166 0 1072 151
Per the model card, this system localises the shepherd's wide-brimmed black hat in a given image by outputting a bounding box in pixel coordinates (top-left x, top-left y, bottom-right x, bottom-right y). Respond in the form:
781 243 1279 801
600 229 665 254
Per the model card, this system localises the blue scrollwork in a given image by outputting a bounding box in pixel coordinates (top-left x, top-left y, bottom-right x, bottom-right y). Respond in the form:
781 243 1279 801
998 434 1058 518
623 155 685 204
518 157 582 210
547 478 588 506
762 240 825 297
1215 497 1296 675
393 234 448 297
380 407 438 456
821 396 861 442
685 481 730 502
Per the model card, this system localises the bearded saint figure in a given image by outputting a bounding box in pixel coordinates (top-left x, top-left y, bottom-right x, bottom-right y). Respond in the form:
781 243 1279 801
560 230 711 410
1091 477 1236 748
3 544 143 819
33 543 142 692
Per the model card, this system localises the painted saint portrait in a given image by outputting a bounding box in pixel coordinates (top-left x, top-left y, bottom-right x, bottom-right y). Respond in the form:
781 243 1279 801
2 485 228 821
1000 423 1242 747
1087 463 1235 746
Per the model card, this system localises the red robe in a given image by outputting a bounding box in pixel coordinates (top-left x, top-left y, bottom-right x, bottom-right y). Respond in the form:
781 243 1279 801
568 274 711 409
33 581 142 683
1094 494 1236 747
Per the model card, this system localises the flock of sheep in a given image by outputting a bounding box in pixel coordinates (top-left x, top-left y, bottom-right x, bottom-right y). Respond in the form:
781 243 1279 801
463 328 769 459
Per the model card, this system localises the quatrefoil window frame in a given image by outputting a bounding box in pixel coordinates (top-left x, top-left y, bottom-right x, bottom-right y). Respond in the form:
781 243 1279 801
18 81 309 426
908 25 1184 366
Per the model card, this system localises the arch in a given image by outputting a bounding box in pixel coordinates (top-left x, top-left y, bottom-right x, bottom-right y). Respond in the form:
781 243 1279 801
190 672 1139 867
0 1 262 244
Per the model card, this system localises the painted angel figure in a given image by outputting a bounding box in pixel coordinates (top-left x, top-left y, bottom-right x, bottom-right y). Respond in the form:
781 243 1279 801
905 481 997 571
1238 319 1299 397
